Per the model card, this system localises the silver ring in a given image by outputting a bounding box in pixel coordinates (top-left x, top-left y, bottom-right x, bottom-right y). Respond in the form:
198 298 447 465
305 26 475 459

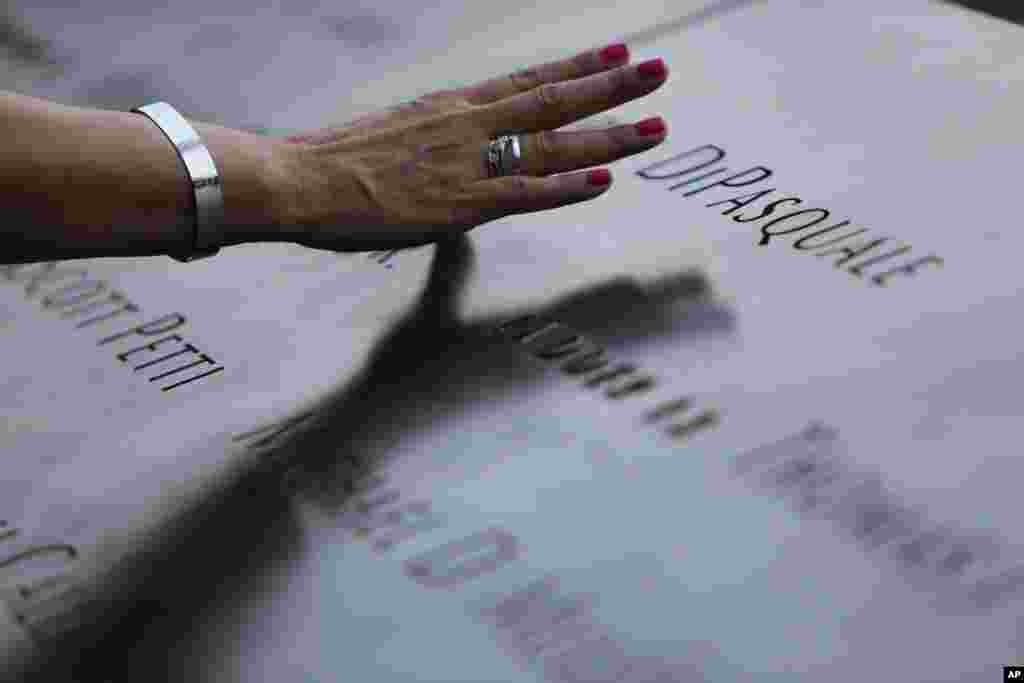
484 134 524 178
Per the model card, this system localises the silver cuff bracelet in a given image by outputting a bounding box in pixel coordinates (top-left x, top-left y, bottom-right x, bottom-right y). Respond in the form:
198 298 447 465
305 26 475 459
132 101 224 262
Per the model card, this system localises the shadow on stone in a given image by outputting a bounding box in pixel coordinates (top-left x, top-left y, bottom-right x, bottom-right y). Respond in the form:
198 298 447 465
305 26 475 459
23 234 731 682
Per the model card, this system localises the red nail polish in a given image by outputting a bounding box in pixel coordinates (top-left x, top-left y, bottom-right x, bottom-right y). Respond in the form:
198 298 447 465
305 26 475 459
635 117 666 136
599 43 629 64
588 169 612 186
637 58 667 79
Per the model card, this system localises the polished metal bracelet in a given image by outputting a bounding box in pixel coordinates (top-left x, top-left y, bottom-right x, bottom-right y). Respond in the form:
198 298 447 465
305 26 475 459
131 101 223 262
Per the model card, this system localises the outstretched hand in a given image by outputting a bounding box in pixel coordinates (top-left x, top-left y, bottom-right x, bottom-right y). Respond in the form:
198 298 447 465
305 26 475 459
271 43 670 252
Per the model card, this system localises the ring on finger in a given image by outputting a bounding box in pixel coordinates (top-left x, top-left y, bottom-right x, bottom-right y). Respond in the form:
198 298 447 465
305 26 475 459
483 133 526 178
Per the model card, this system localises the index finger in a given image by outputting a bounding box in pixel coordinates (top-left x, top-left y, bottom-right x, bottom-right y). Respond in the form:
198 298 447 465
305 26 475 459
460 42 631 105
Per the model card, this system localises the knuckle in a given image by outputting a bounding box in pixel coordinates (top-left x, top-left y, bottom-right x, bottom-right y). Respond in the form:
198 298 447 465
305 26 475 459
607 125 632 151
535 82 563 109
536 130 558 161
611 65 629 94
509 175 534 204
570 51 590 74
422 88 455 101
510 67 541 91
398 95 458 116
393 98 420 114
427 90 475 112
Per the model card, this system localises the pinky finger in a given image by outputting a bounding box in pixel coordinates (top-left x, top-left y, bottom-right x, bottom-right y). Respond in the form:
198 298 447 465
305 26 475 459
470 168 613 221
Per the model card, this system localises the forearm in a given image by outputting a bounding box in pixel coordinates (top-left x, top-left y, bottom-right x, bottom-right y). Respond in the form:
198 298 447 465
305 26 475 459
0 91 287 264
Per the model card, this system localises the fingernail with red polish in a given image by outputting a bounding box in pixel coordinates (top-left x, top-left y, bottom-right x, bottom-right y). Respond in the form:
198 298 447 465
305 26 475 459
635 117 666 136
637 58 667 79
588 169 612 187
600 43 629 64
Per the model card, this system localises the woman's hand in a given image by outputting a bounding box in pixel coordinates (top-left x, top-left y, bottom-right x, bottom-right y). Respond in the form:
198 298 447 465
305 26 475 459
271 43 669 252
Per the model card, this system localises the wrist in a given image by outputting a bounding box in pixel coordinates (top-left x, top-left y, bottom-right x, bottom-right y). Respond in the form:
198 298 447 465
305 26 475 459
191 121 294 247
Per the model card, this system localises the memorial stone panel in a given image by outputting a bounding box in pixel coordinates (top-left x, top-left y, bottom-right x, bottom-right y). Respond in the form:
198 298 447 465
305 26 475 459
3 1 1024 681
